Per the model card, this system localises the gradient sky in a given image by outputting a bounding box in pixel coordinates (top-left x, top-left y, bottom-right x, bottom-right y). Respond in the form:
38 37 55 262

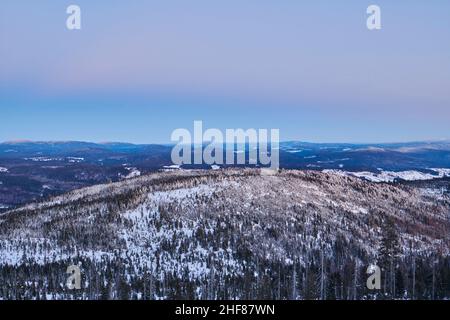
1 0 449 143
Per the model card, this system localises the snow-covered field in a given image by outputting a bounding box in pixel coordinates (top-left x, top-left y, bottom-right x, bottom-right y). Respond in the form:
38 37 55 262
23 157 84 163
323 168 450 183
124 167 141 179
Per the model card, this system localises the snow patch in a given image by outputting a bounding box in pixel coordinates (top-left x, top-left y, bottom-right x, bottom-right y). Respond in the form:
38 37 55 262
323 168 450 183
163 165 181 170
124 167 141 179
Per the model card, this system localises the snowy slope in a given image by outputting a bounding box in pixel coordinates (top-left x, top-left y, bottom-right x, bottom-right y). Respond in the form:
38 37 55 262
0 169 449 300
323 168 450 183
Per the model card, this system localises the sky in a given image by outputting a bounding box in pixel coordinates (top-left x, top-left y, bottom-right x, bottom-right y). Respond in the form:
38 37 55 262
1 0 449 144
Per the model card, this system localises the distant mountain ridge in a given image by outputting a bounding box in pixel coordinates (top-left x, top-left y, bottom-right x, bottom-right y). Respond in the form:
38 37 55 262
1 139 450 168
1 140 450 212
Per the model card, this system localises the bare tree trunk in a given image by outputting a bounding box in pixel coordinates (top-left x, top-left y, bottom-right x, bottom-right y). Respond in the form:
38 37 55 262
390 256 394 298
320 251 324 300
149 274 154 300
292 260 297 300
412 256 416 300
209 264 215 300
353 260 358 300
277 263 281 300
143 272 147 300
431 262 435 300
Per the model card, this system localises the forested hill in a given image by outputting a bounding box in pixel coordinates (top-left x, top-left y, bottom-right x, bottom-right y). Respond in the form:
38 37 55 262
0 169 449 299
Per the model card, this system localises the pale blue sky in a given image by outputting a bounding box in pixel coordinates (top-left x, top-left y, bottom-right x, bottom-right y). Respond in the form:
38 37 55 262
1 1 449 143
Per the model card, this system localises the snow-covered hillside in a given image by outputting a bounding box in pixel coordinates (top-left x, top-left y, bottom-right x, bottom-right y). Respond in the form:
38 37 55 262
324 168 450 183
0 169 449 300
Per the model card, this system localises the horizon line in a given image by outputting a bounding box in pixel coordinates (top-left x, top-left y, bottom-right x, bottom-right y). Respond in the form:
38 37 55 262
2 138 450 146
